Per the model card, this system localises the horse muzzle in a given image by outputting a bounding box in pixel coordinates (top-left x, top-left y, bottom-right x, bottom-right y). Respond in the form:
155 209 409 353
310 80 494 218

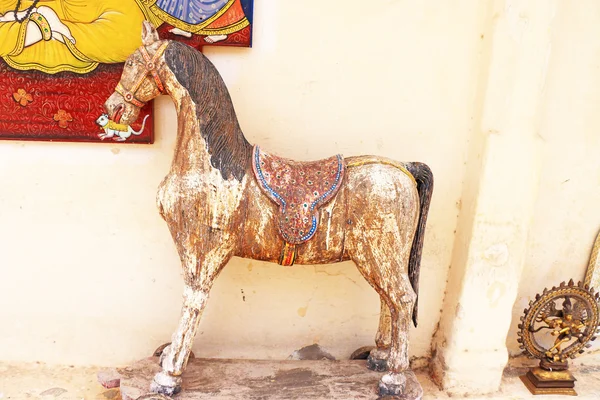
104 93 138 125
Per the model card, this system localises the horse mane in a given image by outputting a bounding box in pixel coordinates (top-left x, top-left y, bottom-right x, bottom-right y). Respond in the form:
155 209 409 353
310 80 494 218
164 41 252 182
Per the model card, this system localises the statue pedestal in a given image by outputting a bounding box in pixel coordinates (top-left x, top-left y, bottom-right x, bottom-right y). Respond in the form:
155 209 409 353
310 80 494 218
117 357 423 399
520 367 577 396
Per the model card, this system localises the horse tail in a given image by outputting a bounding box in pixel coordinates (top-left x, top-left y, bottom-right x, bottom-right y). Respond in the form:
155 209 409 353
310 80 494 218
404 162 434 327
132 115 150 135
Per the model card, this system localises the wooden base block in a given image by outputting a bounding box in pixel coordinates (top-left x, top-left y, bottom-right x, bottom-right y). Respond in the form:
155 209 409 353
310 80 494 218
520 367 577 396
118 357 423 399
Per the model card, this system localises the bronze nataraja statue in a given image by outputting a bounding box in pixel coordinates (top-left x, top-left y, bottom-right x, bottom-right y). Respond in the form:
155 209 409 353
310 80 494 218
518 279 600 395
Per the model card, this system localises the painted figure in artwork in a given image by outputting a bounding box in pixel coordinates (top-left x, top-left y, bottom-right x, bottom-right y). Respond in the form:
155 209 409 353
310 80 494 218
0 0 252 75
0 0 163 73
96 114 150 141
143 0 250 43
104 22 433 398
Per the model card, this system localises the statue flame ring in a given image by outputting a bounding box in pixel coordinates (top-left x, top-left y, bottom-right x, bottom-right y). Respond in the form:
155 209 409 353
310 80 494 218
518 280 600 363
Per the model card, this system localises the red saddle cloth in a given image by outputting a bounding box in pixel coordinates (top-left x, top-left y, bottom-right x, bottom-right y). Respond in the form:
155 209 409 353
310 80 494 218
252 146 345 245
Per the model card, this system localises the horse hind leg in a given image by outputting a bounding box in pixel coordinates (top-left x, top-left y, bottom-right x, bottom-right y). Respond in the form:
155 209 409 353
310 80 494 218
350 244 418 396
367 299 392 372
379 275 418 396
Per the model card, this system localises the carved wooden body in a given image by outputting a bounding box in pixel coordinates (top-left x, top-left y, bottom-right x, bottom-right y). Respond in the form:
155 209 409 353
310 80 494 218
104 22 433 398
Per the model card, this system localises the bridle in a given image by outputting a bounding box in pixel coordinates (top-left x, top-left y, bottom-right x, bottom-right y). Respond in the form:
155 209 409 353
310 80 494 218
115 41 169 108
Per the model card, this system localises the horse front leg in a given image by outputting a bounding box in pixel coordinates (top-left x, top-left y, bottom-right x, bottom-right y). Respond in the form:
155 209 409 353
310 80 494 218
151 284 211 396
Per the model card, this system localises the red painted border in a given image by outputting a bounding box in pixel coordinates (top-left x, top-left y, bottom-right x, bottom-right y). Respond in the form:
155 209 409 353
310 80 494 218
0 60 154 144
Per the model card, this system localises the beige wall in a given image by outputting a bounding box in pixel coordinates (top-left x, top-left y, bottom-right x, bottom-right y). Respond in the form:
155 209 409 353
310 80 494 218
1 0 598 376
0 0 484 366
507 0 600 357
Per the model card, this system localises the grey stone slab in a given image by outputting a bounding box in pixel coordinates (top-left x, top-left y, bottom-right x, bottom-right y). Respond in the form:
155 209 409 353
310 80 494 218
120 357 423 400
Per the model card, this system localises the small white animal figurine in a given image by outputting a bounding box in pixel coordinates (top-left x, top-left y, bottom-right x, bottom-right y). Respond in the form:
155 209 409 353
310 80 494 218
95 114 149 141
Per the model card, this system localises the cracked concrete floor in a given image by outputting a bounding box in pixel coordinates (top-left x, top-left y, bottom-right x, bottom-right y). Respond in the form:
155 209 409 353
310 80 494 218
0 362 119 400
1 361 600 400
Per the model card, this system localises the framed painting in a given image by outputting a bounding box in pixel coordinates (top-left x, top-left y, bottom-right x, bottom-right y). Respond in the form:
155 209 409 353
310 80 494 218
0 0 254 143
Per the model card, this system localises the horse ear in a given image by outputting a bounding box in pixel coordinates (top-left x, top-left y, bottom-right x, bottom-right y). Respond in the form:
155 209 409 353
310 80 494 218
141 21 160 45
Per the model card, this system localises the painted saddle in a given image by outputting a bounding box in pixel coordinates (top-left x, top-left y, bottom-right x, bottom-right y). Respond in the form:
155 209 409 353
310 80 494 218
252 146 345 263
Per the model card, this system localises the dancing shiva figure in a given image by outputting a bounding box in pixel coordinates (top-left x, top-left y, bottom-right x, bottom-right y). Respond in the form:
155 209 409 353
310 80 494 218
103 22 433 398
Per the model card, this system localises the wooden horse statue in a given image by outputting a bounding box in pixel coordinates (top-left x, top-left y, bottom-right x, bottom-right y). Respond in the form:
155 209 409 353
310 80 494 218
104 22 433 398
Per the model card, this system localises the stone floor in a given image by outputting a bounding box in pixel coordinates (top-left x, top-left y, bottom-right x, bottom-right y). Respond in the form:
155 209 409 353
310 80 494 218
1 359 600 400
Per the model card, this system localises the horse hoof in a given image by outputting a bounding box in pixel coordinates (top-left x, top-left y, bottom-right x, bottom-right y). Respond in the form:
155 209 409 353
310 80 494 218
367 350 389 372
153 342 195 367
154 343 171 367
150 381 181 397
150 372 181 396
378 372 406 396
350 345 375 360
378 371 423 399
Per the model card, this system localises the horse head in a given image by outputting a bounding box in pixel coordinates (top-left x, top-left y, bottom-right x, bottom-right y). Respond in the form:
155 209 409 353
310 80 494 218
104 21 169 125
